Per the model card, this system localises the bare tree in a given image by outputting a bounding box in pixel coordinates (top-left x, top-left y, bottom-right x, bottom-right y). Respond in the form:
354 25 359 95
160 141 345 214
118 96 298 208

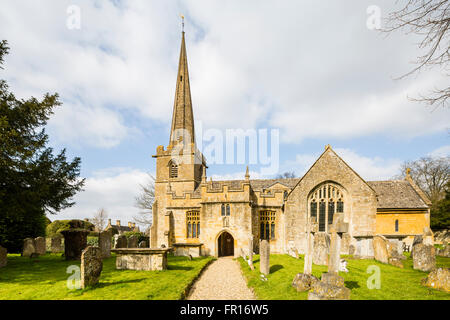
275 171 297 179
396 156 450 204
134 174 155 230
383 0 450 108
92 208 108 232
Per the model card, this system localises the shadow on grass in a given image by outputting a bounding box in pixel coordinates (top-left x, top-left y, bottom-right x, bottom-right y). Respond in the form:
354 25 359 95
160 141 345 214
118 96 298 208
270 265 284 273
167 265 194 271
91 278 147 289
345 280 360 289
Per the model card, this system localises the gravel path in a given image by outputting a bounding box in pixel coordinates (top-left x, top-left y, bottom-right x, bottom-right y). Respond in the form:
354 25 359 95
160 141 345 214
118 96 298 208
187 257 256 300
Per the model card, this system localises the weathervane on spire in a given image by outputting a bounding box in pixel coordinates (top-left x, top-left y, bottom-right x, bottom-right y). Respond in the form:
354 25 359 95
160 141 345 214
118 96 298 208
180 14 185 32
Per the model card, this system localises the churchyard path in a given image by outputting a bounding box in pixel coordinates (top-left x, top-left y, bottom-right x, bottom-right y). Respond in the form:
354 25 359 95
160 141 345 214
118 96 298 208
187 257 256 300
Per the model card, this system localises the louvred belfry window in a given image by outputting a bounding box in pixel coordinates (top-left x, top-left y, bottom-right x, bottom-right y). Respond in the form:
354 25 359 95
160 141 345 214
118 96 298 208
169 159 178 178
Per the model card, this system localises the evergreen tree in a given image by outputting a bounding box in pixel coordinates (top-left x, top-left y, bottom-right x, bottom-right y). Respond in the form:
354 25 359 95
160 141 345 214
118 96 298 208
0 40 85 252
431 182 450 230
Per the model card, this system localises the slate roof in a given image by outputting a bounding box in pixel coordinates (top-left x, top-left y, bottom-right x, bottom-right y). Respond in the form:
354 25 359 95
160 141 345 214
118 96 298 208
367 180 429 209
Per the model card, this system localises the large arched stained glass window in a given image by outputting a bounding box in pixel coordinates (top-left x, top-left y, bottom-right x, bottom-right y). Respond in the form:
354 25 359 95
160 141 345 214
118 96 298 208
308 182 345 233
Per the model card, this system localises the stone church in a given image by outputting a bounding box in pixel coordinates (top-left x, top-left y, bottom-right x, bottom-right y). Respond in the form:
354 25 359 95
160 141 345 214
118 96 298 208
148 30 431 258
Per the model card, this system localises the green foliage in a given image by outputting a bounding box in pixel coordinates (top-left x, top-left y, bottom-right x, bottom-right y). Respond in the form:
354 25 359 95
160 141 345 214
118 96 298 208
431 182 450 230
87 236 99 247
123 231 146 242
46 220 94 238
0 40 84 252
0 254 213 299
239 254 450 300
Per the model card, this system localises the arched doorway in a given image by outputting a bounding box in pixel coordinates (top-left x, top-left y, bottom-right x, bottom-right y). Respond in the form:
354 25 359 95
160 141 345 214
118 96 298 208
218 231 234 257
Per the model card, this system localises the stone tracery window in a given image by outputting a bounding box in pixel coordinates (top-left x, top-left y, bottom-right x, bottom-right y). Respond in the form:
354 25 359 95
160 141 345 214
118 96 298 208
186 210 200 238
221 204 231 216
308 182 345 232
260 210 276 240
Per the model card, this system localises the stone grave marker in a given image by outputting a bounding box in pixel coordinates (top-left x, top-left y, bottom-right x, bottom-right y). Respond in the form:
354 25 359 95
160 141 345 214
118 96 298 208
80 246 103 289
99 230 111 258
260 239 270 275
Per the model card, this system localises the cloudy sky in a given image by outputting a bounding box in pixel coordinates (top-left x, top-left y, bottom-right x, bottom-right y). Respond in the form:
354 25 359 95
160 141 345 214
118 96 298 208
1 1 449 225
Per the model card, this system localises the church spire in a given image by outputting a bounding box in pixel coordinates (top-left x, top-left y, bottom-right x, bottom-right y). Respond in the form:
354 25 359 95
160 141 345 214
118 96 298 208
169 22 195 147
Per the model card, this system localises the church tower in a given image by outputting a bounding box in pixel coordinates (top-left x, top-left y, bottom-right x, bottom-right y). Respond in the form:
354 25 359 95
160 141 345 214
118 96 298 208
153 27 206 194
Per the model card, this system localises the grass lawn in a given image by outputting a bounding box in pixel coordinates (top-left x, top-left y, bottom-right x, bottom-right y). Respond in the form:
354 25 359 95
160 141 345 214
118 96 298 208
0 253 214 300
238 253 450 300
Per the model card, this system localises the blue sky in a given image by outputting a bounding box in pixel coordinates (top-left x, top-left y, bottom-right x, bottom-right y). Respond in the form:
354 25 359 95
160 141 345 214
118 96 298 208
0 0 448 225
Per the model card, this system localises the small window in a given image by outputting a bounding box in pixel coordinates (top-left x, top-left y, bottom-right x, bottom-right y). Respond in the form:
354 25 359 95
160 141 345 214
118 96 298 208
226 204 230 216
221 204 225 216
395 220 399 232
169 160 178 178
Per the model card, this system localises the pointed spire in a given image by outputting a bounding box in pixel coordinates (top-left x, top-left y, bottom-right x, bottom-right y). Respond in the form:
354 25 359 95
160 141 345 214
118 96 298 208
245 166 250 180
169 24 195 147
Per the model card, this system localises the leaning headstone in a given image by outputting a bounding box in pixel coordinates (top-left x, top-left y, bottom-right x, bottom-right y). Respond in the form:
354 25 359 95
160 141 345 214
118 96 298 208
115 235 127 248
127 235 138 248
422 268 450 292
260 239 270 275
373 235 389 264
413 243 436 272
80 246 103 289
35 237 46 255
0 245 7 267
98 230 111 258
61 229 89 260
313 232 330 265
138 241 148 248
23 238 36 257
51 237 63 253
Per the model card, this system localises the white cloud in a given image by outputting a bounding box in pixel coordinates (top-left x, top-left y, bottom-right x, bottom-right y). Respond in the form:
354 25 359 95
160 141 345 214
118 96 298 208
429 145 450 158
52 168 152 225
1 0 448 149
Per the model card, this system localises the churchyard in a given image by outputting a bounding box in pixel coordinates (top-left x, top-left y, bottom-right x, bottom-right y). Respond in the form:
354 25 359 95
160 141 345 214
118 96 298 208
238 253 450 300
0 253 213 300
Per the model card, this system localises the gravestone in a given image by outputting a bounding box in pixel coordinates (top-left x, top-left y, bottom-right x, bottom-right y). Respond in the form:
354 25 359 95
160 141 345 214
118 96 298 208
422 268 450 292
23 238 36 257
327 213 349 274
35 237 46 255
127 235 138 248
313 232 330 265
138 241 148 248
116 235 127 248
412 243 436 272
80 246 103 289
51 237 63 253
292 273 319 292
260 239 270 275
99 230 111 258
0 245 7 267
61 229 89 260
113 234 119 248
341 233 351 254
373 235 389 264
248 237 254 270
422 227 434 246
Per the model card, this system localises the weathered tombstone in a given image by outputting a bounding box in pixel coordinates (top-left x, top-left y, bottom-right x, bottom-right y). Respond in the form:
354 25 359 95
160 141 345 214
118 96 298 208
51 237 63 253
113 234 119 248
138 241 148 248
127 235 138 248
99 230 111 258
313 232 330 265
422 268 450 292
292 273 319 292
260 239 270 275
308 272 351 300
35 237 46 255
61 229 89 260
80 246 103 289
22 238 36 257
341 233 351 255
304 221 318 275
0 245 7 267
248 237 254 270
327 213 348 274
373 235 389 264
116 235 127 248
413 243 436 272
